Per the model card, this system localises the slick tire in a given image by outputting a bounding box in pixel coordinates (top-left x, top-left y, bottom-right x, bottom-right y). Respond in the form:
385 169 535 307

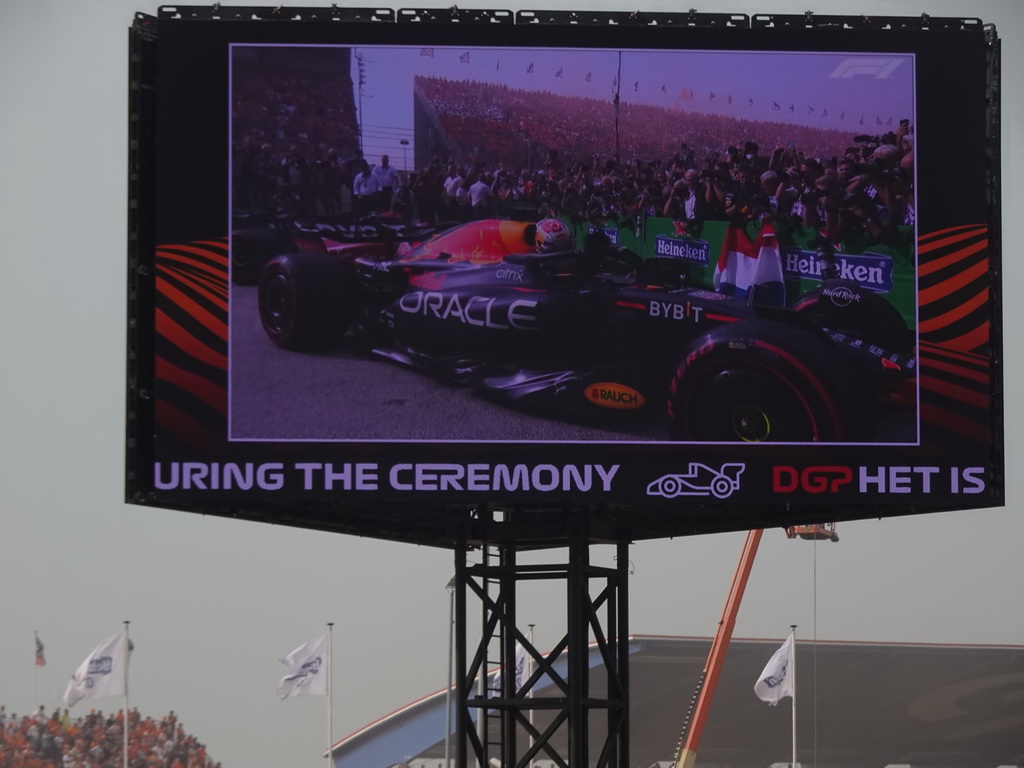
258 253 357 351
231 229 292 285
791 278 913 355
668 320 869 443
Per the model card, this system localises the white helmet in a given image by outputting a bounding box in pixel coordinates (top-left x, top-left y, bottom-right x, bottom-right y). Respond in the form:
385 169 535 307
534 218 573 252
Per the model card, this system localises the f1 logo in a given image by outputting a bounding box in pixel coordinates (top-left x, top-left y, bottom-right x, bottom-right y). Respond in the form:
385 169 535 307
774 466 853 493
828 57 904 79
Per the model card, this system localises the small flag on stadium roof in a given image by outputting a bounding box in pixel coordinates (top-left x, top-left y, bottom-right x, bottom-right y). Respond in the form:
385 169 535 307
459 52 469 64
35 633 45 667
420 48 434 57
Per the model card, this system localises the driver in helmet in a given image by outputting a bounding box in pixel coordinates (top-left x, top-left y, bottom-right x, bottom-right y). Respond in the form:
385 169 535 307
533 217 573 252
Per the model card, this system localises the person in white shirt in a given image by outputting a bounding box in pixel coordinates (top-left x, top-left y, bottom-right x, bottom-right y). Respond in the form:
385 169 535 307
443 164 464 213
352 160 381 215
371 154 398 202
453 177 472 218
469 173 494 215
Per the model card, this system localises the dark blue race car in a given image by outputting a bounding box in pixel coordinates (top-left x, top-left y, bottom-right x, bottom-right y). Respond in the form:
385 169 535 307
255 218 916 443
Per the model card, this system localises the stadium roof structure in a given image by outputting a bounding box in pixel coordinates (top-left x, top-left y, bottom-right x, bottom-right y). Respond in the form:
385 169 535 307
330 636 1024 768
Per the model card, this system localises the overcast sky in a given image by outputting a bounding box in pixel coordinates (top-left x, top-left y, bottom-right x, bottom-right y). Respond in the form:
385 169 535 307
1 2 1022 768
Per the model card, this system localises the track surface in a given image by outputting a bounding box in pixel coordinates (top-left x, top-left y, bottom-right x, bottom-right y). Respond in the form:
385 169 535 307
229 285 665 442
229 286 916 444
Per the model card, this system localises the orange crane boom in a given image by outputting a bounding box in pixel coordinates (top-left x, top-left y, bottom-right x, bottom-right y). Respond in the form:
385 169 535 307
673 529 763 768
673 524 836 768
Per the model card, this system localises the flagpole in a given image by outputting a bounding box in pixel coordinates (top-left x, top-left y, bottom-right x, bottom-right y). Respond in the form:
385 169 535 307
34 631 40 706
444 575 456 768
124 621 130 768
613 52 622 159
790 625 797 768
527 624 535 768
327 623 334 768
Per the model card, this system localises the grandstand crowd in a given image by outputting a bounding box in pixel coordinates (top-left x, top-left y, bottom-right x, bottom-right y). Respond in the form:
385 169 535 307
233 66 915 250
0 706 218 768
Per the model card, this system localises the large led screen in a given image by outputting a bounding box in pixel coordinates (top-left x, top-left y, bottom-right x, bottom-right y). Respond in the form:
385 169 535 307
127 10 1002 545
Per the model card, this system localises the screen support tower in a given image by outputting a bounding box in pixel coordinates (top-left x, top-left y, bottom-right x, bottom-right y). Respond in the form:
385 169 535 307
452 515 630 768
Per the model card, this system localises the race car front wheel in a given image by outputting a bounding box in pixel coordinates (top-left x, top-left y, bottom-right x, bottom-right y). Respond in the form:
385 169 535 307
258 253 357 350
668 320 868 443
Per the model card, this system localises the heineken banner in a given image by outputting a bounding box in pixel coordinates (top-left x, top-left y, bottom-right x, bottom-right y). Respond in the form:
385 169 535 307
583 218 915 327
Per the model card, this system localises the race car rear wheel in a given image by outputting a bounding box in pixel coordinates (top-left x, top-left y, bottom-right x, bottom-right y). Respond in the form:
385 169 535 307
668 320 868 442
231 229 292 285
258 253 357 350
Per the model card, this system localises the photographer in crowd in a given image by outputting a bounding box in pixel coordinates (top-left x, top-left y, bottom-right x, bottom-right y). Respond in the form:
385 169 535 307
232 65 914 254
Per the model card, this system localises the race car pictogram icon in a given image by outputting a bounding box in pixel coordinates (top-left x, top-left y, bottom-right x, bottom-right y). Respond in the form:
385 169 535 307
646 463 746 499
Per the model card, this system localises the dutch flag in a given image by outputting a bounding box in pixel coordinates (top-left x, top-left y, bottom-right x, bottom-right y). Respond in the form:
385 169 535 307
713 222 786 307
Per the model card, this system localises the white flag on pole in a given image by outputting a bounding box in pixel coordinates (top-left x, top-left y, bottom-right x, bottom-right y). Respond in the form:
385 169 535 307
489 642 528 696
754 633 795 706
63 630 128 708
277 633 328 699
514 641 528 690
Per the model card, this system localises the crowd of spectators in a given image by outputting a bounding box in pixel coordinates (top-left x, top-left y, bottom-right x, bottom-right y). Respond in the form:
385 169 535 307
412 77 915 249
0 706 218 768
415 76 855 166
233 71 915 251
232 49 360 217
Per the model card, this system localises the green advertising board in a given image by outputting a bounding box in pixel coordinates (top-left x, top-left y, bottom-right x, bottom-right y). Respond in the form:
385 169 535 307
574 216 916 329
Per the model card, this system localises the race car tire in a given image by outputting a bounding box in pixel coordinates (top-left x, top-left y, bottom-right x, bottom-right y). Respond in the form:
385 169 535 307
258 253 357 350
791 278 913 355
668 320 869 443
231 229 292 285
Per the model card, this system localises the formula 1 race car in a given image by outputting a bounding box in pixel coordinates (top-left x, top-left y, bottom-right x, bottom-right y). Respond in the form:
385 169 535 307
254 218 916 442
